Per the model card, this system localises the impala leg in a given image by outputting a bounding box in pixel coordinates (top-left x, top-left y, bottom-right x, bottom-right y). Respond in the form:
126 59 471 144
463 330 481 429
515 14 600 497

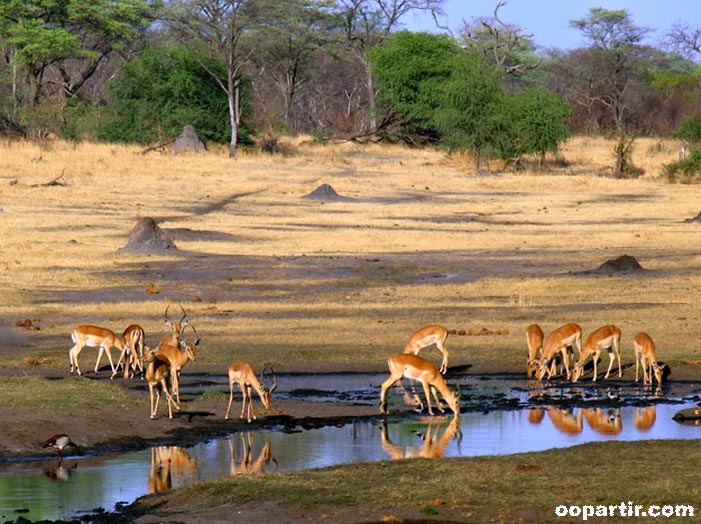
560 347 571 379
436 339 448 374
421 379 434 415
69 343 82 375
225 381 235 420
635 352 640 382
605 349 615 379
614 339 622 377
380 376 399 414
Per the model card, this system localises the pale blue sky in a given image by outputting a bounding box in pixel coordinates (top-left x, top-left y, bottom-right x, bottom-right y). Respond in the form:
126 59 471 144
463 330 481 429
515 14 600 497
403 0 701 51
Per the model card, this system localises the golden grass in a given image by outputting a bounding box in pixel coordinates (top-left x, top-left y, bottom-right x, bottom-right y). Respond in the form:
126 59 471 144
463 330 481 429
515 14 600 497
1 136 700 373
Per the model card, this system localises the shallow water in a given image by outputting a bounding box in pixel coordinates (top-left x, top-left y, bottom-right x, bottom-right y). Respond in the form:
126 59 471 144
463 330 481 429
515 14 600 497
2 374 701 522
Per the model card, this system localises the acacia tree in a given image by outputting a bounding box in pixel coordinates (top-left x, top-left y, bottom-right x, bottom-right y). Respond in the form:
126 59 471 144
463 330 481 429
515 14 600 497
568 8 649 177
337 0 444 131
0 0 152 123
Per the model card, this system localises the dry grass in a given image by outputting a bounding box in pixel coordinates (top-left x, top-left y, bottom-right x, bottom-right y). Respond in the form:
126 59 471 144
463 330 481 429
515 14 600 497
0 136 699 374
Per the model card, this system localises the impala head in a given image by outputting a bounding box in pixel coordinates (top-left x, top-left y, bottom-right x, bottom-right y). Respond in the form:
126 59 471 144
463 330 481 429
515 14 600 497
259 366 278 409
570 364 584 383
164 304 189 339
179 325 200 362
444 383 461 415
526 358 539 377
651 362 663 385
535 358 549 381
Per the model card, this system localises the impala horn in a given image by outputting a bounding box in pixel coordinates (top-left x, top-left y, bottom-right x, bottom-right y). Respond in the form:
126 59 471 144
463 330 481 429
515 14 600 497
261 366 278 393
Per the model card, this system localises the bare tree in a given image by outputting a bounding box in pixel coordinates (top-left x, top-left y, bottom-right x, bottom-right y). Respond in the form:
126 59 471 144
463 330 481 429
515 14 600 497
666 23 701 59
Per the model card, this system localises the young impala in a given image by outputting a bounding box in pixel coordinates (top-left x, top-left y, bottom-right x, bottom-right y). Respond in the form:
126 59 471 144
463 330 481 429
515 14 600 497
225 361 277 423
536 323 582 381
68 325 124 376
570 325 622 382
380 353 461 416
113 324 145 379
145 351 179 419
156 325 200 406
403 324 454 374
633 332 663 385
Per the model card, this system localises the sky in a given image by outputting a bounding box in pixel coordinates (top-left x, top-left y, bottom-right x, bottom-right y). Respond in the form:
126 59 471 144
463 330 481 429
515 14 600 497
403 0 701 51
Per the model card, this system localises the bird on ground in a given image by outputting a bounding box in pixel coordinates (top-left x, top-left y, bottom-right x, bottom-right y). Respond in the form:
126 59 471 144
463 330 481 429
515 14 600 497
42 434 78 459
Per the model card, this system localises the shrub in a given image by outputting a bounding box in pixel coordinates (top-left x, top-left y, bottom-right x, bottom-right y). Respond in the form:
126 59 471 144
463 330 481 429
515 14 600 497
663 149 701 183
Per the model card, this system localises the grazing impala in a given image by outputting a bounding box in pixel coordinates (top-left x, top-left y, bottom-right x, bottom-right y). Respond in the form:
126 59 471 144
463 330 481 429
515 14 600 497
403 324 454 374
69 325 124 376
536 323 582 381
526 324 544 377
380 353 461 416
113 324 145 379
571 325 622 382
633 332 663 385
156 325 200 406
225 362 277 423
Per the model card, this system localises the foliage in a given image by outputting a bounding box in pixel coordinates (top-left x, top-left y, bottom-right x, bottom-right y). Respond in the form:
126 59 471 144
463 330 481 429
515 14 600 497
672 115 701 144
98 45 240 145
509 88 571 167
663 149 701 183
570 7 647 50
433 50 508 168
370 31 457 141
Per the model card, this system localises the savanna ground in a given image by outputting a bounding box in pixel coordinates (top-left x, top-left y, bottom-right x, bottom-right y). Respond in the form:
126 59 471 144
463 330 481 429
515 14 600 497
1 136 701 523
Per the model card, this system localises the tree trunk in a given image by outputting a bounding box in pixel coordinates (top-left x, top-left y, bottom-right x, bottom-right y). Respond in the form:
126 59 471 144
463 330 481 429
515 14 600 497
228 77 239 158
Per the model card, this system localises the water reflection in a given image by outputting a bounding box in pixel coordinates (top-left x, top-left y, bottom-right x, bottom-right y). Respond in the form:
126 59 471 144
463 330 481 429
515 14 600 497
228 433 276 475
43 460 77 482
380 416 462 460
148 446 199 493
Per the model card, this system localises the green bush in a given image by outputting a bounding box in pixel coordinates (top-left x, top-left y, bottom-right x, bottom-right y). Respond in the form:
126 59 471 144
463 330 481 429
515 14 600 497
663 149 701 183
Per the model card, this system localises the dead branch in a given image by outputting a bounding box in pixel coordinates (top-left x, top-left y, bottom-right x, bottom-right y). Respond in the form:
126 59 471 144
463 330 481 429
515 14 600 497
140 137 177 155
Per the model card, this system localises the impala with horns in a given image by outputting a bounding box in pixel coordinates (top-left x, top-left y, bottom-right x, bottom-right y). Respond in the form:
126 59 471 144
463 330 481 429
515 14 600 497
113 324 145 379
380 353 461 416
160 304 189 347
536 323 582 381
156 325 200 406
633 332 663 386
403 324 455 374
526 323 544 377
571 325 622 383
225 361 277 423
68 325 124 376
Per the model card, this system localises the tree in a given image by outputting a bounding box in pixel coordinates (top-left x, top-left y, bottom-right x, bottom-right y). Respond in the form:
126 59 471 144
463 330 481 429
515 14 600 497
249 0 337 131
433 50 507 170
509 87 570 169
568 8 648 177
0 0 152 121
337 0 444 131
166 0 273 157
99 44 234 145
370 31 456 141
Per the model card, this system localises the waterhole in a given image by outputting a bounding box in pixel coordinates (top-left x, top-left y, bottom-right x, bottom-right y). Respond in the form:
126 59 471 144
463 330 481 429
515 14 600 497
1 373 700 522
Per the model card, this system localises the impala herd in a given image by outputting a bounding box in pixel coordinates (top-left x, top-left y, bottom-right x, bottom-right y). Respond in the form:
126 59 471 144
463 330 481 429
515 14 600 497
66 307 664 422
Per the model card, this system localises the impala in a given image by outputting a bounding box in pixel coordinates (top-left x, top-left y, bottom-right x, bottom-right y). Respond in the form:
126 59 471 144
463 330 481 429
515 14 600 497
160 304 189 347
113 324 145 379
156 325 200 406
536 323 582 381
571 325 622 382
380 415 461 460
380 353 461 416
526 324 544 377
145 351 179 419
225 362 277 423
403 324 454 374
633 332 663 385
68 325 124 376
